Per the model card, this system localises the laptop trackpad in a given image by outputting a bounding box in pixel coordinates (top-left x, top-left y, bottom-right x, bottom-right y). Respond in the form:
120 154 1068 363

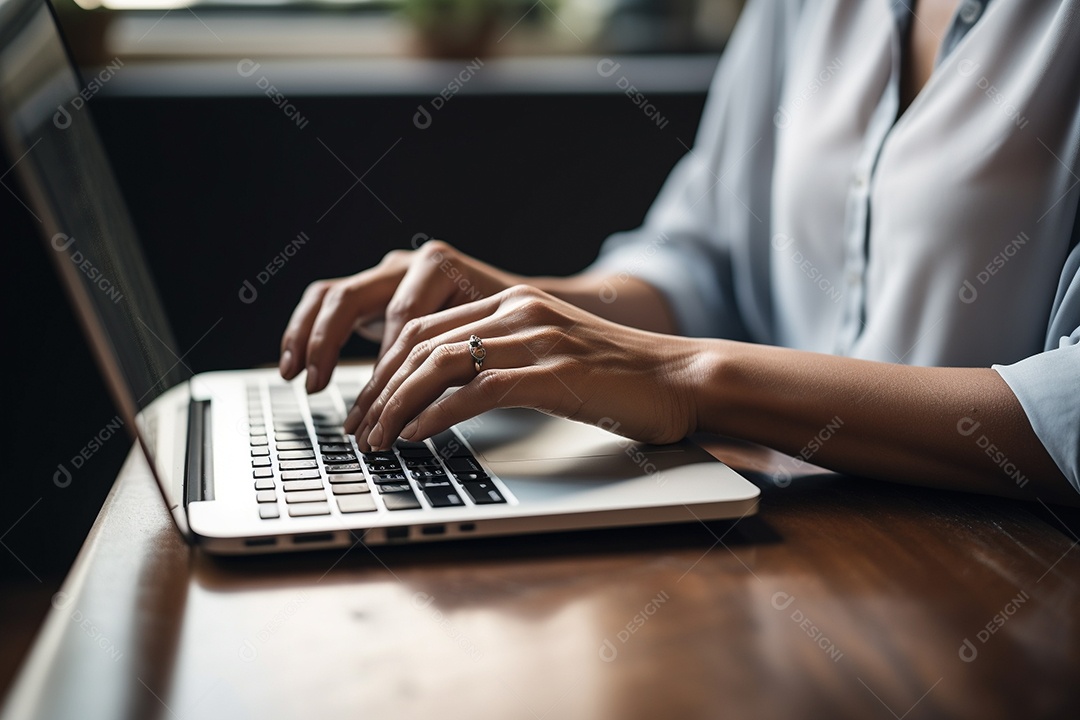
462 408 652 462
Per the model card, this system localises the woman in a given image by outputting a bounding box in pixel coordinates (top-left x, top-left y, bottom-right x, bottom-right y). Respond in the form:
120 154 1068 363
279 0 1080 505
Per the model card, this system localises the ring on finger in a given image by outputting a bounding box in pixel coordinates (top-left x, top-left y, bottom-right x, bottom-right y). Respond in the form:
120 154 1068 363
468 334 486 374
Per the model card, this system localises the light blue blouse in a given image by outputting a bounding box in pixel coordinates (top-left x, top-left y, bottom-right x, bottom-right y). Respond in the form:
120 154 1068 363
589 0 1080 494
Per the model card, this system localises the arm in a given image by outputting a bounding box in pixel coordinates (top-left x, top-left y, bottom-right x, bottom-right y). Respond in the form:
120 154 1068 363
344 285 1079 507
695 341 1079 506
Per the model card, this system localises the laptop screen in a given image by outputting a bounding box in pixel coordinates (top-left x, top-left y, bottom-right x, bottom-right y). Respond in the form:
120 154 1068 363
0 0 189 415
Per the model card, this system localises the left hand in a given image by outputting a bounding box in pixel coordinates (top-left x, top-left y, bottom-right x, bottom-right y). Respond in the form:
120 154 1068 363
344 285 707 451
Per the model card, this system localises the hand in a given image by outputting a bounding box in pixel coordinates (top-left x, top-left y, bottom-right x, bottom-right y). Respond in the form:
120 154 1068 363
279 240 521 392
344 285 706 451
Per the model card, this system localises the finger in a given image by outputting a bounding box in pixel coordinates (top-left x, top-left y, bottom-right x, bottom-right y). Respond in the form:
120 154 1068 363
304 270 397 393
377 242 460 362
362 336 539 451
345 293 508 435
398 367 553 443
279 280 335 380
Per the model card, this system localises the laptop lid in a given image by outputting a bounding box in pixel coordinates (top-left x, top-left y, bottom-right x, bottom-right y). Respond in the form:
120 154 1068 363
0 0 193 532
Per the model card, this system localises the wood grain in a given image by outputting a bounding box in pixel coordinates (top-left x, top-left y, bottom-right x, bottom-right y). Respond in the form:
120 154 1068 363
3 434 1078 720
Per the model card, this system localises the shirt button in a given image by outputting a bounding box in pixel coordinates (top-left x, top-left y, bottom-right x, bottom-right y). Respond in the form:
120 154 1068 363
959 0 982 24
847 270 861 286
853 171 869 190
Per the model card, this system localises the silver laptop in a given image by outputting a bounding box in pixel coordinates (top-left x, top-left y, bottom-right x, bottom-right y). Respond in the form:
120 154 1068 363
0 0 759 554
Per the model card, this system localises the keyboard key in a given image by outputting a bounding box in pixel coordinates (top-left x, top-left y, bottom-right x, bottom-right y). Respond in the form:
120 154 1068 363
320 443 352 453
328 472 367 484
278 449 316 461
326 462 362 473
284 489 328 504
254 478 276 491
445 457 483 474
382 491 421 511
252 457 272 468
432 430 470 458
416 478 452 489
322 453 357 464
259 505 280 520
253 468 274 479
317 434 348 445
362 452 398 465
275 440 313 451
281 469 321 481
410 469 448 481
366 462 402 474
453 471 489 483
250 436 269 447
370 472 408 484
423 486 465 508
462 481 506 505
404 457 442 469
281 479 324 492
274 421 307 431
331 483 370 495
288 502 330 517
337 495 377 513
256 490 277 503
377 483 412 494
275 431 310 442
251 447 270 457
280 459 318 470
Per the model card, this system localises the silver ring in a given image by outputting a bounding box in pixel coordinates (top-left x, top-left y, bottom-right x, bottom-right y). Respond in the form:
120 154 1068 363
468 334 486 373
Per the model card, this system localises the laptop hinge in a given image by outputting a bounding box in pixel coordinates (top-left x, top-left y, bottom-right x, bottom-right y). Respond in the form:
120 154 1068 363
184 399 214 505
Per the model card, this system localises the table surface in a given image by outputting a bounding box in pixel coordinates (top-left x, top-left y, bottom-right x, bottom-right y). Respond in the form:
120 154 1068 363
3 429 1079 720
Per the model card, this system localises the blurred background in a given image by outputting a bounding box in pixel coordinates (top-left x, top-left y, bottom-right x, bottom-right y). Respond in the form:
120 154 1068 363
2 0 743 692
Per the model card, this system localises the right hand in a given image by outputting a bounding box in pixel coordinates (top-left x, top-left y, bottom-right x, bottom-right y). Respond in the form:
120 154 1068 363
279 240 521 393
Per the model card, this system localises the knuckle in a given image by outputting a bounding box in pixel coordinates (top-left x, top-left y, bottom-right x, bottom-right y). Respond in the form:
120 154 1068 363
472 369 507 399
381 249 409 265
428 343 457 370
406 340 434 368
304 279 332 298
419 239 453 258
399 317 425 343
505 284 538 300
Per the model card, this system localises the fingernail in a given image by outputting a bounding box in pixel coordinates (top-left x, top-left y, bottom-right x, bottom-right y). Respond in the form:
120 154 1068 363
305 364 318 393
367 422 384 451
400 419 419 440
279 349 294 377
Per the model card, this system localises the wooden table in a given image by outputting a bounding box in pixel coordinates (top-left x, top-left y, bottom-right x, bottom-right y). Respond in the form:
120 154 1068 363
3 434 1078 719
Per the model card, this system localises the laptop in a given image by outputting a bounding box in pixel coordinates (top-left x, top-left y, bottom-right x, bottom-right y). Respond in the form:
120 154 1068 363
0 0 759 554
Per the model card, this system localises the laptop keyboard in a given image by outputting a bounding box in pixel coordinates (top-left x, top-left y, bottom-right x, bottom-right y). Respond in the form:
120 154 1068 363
246 382 507 520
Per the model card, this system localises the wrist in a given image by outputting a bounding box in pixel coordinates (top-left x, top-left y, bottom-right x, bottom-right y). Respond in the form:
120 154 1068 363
686 338 740 437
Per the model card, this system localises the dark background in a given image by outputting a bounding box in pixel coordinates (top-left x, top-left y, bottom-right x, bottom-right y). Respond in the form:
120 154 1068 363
2 85 708 582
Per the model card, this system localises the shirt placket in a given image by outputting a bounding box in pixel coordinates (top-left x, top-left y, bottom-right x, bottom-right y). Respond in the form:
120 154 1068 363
833 0 987 356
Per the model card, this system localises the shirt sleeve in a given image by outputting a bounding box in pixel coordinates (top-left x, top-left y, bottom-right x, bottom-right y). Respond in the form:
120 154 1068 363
585 0 802 342
993 240 1080 495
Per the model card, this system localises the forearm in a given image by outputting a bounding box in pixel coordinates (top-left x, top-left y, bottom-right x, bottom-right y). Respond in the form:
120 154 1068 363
532 273 678 334
695 341 1078 505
